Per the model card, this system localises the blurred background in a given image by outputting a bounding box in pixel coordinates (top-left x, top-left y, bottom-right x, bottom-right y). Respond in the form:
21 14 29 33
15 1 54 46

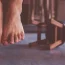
21 0 65 33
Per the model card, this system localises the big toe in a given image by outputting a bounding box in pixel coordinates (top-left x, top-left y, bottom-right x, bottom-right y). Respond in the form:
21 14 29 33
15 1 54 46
1 37 9 45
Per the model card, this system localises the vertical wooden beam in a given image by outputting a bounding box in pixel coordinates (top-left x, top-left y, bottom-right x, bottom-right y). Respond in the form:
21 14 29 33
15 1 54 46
55 26 57 42
54 0 58 20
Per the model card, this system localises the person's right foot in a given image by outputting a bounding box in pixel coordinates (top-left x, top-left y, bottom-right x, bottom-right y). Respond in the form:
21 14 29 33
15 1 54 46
1 0 24 45
1 18 24 45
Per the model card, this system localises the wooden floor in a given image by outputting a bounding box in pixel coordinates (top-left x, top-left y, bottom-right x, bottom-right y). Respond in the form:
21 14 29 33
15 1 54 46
0 33 65 65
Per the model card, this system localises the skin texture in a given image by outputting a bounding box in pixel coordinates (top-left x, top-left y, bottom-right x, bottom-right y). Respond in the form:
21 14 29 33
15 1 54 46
0 0 3 43
0 0 24 45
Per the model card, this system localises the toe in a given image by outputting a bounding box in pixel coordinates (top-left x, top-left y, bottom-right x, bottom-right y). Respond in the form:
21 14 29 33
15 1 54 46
10 33 14 44
2 38 8 46
3 41 8 46
1 35 9 45
18 34 21 41
14 34 19 43
21 32 24 40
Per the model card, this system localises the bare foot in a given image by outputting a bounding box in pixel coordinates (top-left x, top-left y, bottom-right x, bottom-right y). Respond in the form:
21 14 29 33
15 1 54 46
1 0 24 45
0 1 3 43
2 20 24 45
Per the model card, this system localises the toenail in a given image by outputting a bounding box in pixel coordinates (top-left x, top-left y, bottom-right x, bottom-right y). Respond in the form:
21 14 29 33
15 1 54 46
3 41 8 46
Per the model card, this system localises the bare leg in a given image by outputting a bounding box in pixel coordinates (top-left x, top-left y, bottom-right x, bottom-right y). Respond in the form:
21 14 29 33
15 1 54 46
1 0 24 45
0 0 3 43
